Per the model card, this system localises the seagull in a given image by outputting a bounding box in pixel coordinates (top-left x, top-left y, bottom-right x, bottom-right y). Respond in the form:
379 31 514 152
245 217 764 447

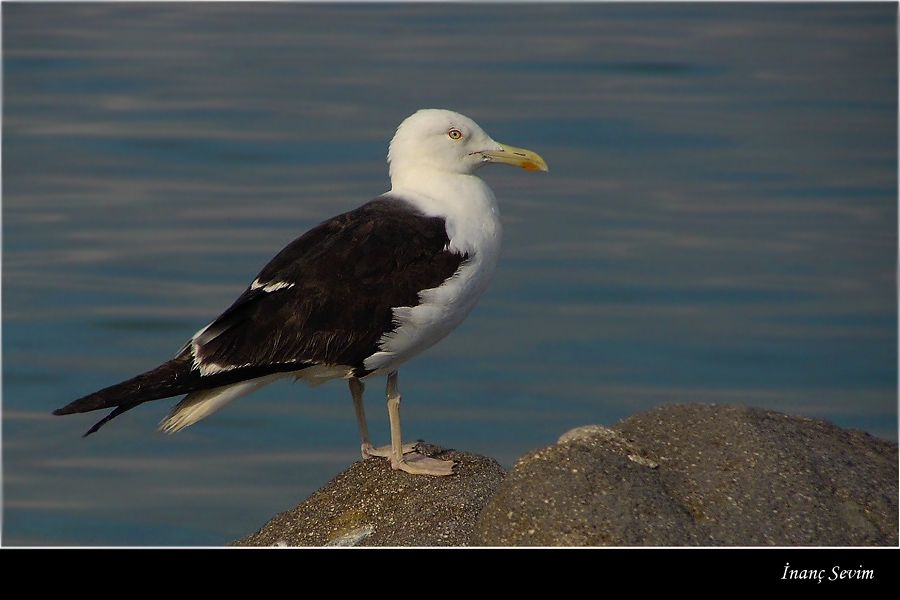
53 108 548 476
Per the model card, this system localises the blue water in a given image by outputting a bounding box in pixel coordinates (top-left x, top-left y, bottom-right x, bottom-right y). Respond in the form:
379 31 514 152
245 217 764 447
3 3 896 546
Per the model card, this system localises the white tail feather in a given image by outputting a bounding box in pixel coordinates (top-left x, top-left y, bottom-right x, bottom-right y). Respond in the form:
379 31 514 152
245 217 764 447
159 375 283 433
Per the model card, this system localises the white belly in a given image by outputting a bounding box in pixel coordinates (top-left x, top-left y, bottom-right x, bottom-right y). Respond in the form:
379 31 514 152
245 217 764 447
362 247 498 376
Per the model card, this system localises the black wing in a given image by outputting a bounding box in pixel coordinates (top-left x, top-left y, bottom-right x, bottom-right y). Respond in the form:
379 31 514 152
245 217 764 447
53 196 467 430
191 195 468 374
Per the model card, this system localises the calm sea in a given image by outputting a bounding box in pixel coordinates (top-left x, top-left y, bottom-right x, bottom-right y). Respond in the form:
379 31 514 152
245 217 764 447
3 3 896 546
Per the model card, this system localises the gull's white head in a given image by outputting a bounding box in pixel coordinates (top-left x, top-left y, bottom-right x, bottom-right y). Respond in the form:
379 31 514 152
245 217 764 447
387 109 548 182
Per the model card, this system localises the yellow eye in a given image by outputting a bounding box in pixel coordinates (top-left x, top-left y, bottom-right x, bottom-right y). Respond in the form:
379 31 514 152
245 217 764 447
448 128 463 140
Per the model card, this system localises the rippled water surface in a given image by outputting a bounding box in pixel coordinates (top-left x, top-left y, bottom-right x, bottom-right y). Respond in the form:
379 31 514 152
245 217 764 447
3 3 896 545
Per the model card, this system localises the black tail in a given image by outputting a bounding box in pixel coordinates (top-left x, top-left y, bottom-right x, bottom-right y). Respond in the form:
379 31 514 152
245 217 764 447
53 352 203 436
54 351 315 436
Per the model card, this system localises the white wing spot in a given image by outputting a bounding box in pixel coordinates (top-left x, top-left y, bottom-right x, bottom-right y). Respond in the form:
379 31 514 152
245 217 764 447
251 278 295 293
196 361 245 376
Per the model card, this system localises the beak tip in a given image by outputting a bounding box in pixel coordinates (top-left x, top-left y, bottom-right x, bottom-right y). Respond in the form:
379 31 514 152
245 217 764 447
523 162 549 172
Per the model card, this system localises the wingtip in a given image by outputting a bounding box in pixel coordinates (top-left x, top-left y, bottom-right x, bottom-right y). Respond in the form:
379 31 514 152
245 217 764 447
52 403 104 436
52 405 78 416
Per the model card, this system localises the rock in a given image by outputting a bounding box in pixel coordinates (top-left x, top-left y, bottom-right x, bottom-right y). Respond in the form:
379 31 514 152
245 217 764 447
472 404 898 546
471 424 697 546
230 444 507 546
230 404 898 546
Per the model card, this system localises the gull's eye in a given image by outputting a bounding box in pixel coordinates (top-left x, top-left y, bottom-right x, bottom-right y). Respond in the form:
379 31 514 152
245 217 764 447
448 128 463 140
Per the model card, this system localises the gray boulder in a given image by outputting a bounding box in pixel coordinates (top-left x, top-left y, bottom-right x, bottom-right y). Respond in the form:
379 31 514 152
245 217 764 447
231 404 897 546
473 404 898 546
230 445 506 546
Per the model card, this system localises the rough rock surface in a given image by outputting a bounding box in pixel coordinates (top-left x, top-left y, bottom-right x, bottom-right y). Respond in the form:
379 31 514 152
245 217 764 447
230 444 506 546
472 404 898 546
231 404 898 546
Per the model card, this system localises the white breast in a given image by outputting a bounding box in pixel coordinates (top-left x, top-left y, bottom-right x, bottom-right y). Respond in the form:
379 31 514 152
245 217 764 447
362 173 502 375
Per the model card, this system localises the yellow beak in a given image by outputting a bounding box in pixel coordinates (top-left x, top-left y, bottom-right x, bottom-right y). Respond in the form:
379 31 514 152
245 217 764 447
481 143 549 172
